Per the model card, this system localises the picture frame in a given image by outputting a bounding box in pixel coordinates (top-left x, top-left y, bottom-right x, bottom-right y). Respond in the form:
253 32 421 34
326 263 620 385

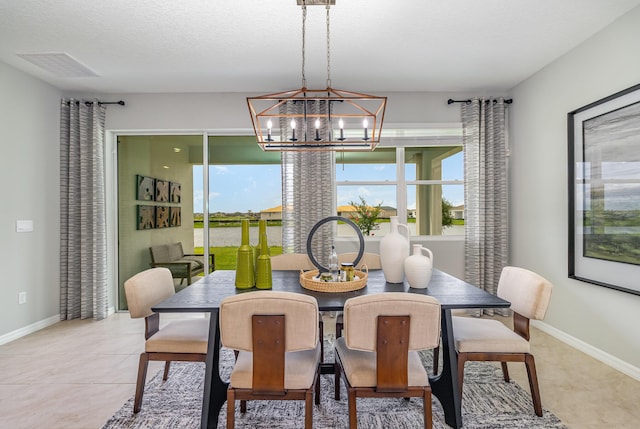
137 205 155 230
170 181 181 203
568 82 640 296
155 179 169 202
170 206 181 227
155 206 170 228
136 175 155 201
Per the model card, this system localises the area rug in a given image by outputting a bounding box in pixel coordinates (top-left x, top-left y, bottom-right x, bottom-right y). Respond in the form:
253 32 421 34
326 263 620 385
102 346 567 429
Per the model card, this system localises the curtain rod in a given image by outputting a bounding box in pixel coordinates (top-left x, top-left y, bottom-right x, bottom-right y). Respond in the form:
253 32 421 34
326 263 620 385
447 98 512 105
84 100 126 107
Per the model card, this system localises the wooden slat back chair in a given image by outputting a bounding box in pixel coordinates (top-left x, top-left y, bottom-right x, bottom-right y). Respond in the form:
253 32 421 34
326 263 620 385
271 252 326 362
453 266 553 416
334 293 441 429
124 267 208 413
335 252 382 338
220 291 322 429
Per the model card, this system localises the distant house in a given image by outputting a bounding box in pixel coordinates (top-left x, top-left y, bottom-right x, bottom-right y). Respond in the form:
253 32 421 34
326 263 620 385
263 204 400 221
337 205 357 218
450 204 464 219
338 204 396 219
260 205 282 220
379 206 397 218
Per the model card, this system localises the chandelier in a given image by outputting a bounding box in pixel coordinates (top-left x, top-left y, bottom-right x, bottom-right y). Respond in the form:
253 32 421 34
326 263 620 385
247 0 387 151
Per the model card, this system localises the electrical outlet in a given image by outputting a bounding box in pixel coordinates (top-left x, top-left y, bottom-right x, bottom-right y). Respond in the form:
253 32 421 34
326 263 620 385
18 292 27 304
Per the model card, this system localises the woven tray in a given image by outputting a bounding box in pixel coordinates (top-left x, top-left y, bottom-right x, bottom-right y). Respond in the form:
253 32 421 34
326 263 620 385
299 265 368 293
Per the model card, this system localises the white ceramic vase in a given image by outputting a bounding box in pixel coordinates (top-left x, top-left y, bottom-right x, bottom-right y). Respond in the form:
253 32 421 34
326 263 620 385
379 216 410 283
404 244 433 289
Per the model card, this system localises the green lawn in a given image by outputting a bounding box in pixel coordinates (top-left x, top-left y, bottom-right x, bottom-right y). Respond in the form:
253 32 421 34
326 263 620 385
195 246 283 270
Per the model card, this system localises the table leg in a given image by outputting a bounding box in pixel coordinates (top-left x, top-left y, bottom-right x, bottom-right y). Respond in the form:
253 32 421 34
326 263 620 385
429 308 462 429
201 311 229 429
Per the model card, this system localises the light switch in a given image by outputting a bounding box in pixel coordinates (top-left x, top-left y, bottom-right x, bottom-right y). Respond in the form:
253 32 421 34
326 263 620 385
16 220 34 233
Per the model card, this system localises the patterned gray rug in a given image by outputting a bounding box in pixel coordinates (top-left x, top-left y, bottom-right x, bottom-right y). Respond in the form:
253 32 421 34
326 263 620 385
103 346 567 429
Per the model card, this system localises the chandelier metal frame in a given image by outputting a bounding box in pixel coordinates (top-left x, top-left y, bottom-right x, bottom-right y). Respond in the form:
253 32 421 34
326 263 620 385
247 0 387 151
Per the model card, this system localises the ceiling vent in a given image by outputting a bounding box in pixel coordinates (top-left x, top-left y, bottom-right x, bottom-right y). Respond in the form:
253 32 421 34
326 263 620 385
16 52 98 78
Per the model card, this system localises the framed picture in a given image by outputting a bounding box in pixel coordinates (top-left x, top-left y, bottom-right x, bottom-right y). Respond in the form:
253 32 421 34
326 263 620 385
136 175 155 201
170 206 181 227
137 205 155 230
156 206 170 228
568 82 640 296
170 182 181 203
155 179 169 202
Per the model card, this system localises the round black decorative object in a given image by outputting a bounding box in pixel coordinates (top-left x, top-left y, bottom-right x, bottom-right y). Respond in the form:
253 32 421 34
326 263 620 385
306 216 365 272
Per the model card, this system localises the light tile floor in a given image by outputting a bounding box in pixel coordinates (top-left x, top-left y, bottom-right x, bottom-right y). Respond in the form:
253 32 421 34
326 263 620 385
0 312 639 429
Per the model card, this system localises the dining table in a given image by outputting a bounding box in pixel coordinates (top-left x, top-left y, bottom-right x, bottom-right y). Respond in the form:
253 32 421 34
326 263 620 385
151 268 510 429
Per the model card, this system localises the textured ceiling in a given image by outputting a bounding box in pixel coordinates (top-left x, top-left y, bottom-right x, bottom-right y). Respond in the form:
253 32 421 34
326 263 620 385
1 0 639 94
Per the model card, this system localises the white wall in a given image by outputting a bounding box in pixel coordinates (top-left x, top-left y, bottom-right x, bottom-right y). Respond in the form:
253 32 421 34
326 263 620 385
0 62 62 339
510 6 640 369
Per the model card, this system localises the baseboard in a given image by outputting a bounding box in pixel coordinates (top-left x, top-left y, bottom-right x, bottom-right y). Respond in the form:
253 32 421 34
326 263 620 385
532 320 640 381
0 314 60 346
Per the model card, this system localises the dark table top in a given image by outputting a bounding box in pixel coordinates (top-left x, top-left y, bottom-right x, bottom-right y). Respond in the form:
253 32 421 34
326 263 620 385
152 269 510 313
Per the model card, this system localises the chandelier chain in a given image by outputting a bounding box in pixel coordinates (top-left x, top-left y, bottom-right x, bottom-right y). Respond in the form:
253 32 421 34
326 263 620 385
326 2 331 88
301 2 307 88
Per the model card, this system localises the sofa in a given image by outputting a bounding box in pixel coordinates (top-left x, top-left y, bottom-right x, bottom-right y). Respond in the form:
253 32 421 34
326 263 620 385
149 242 214 285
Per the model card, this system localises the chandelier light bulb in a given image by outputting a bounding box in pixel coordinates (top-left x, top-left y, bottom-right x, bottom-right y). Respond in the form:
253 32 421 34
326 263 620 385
290 119 297 141
363 118 369 141
266 120 273 141
314 118 321 141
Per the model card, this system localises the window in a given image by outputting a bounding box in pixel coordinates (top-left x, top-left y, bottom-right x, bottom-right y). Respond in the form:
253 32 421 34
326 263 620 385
336 126 464 237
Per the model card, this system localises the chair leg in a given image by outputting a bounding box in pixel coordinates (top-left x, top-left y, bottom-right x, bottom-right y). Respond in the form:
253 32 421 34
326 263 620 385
240 400 247 413
347 388 357 429
163 361 171 380
336 321 343 338
525 354 543 417
457 353 468 401
305 388 313 429
133 353 149 413
334 361 341 400
423 388 432 429
315 368 321 405
227 389 235 429
501 361 510 382
319 316 325 363
433 345 440 375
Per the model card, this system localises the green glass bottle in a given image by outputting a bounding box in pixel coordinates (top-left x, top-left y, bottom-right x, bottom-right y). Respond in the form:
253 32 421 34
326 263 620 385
253 219 268 269
235 219 255 289
255 231 272 289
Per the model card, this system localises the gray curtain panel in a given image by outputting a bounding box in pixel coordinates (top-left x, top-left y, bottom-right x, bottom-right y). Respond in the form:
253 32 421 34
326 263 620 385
462 98 509 315
281 101 336 265
59 99 108 320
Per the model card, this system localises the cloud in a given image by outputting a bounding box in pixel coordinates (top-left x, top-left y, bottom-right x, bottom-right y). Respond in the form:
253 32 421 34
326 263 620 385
214 166 229 174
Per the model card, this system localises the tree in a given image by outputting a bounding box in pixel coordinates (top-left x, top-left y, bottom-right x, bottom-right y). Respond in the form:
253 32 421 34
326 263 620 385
442 197 454 229
349 196 383 236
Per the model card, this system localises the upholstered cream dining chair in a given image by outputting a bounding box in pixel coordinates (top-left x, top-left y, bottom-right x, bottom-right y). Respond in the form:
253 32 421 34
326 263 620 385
220 291 321 429
270 252 315 270
453 266 553 416
334 293 441 429
270 252 326 363
334 252 382 338
124 267 208 413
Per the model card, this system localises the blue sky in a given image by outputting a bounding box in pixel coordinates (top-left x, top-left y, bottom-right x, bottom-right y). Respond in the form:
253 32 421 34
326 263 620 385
193 152 464 213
